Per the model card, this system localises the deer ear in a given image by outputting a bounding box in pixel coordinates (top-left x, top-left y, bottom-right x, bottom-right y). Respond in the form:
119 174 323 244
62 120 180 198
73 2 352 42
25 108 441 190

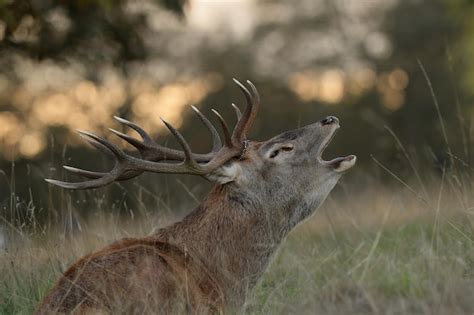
206 162 242 184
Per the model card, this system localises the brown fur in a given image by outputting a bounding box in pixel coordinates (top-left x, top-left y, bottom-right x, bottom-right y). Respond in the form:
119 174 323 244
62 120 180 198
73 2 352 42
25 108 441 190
37 235 225 314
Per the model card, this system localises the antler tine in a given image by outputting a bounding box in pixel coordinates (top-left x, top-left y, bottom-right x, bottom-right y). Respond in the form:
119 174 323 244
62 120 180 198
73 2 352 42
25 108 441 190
77 130 125 160
231 79 259 145
160 118 201 170
211 109 233 148
231 103 242 120
77 132 113 158
114 116 154 143
191 105 221 152
63 165 105 179
46 131 126 189
108 128 145 150
246 80 260 105
45 170 122 189
113 116 214 163
232 78 252 108
113 116 178 159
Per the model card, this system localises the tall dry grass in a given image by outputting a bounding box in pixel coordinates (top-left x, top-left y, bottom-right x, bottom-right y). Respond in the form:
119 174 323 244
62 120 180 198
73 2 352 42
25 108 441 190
1 167 473 314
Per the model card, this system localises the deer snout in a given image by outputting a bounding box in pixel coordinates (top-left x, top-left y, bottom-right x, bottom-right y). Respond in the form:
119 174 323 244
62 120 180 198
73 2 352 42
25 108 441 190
320 116 339 126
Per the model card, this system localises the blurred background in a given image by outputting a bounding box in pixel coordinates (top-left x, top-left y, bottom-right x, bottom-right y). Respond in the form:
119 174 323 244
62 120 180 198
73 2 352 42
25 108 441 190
0 0 473 231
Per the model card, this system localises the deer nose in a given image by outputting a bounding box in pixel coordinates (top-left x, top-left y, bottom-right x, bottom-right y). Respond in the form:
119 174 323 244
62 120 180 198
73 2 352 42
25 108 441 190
320 116 339 126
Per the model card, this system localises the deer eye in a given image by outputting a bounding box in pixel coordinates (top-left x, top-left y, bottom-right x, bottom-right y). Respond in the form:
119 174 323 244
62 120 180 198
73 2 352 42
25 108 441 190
269 145 293 159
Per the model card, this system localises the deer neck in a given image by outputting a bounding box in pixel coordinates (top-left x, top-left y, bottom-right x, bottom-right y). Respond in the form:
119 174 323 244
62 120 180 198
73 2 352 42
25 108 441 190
155 184 291 307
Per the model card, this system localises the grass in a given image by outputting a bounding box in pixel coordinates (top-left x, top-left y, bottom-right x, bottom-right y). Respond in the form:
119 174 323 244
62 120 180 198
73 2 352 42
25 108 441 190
0 172 473 314
247 220 474 314
243 179 474 314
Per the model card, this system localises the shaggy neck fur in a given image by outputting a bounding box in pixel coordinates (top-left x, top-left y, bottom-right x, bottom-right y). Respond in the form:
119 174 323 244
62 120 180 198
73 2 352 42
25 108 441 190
154 184 295 308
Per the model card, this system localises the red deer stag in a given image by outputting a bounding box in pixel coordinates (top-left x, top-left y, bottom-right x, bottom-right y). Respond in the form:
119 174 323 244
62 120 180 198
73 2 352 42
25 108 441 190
38 79 356 314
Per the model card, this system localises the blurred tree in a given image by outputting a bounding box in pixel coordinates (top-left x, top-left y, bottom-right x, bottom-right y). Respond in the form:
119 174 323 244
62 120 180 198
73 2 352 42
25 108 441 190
0 0 187 60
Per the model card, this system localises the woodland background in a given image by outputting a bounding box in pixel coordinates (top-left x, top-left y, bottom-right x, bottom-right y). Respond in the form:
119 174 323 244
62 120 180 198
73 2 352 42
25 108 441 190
1 1 474 313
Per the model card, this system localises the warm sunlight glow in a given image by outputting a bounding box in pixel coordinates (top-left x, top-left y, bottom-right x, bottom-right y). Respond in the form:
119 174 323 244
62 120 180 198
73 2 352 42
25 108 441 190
288 69 345 104
74 81 98 105
132 74 222 132
319 70 345 103
382 89 405 111
377 68 409 111
19 132 45 158
288 72 320 102
388 68 409 91
33 93 76 125
353 68 376 91
0 73 220 159
0 112 23 146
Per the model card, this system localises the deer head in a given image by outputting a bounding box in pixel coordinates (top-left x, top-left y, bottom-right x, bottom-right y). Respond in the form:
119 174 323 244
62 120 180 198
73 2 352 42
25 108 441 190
221 116 356 232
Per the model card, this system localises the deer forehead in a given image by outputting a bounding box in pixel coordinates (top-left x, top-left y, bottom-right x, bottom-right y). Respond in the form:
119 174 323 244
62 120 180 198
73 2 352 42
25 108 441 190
260 129 305 150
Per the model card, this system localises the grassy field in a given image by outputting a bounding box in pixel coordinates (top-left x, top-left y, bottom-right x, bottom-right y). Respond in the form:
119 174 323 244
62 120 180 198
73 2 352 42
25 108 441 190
1 172 473 314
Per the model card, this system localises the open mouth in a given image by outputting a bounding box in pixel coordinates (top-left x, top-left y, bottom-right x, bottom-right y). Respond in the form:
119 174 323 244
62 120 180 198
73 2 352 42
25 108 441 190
317 125 356 172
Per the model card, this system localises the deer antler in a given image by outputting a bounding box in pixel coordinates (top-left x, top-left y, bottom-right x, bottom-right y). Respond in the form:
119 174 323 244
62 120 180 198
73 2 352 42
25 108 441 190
45 79 260 189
